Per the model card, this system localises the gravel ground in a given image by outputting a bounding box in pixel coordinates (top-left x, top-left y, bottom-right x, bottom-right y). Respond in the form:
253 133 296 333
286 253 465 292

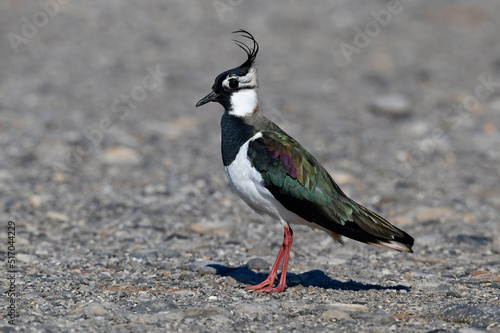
1 1 500 332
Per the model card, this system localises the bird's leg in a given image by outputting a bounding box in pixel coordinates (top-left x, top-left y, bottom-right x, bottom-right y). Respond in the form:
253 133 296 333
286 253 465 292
267 226 293 293
245 240 285 291
246 226 293 293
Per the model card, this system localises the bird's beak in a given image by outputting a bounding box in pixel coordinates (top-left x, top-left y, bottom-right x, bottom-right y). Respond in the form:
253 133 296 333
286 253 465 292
196 91 218 107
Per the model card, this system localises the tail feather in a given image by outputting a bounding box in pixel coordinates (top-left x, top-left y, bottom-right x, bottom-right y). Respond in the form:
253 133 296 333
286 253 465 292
329 201 414 253
350 206 413 252
368 239 414 253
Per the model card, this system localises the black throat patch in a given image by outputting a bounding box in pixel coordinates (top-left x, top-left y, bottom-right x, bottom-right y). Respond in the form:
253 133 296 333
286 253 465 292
220 112 255 166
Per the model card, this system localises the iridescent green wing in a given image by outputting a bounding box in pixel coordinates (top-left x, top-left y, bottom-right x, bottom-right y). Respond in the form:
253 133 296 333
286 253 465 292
247 126 413 250
247 130 355 225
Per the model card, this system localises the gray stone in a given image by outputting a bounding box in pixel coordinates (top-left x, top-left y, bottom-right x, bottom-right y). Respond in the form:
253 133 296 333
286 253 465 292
433 283 452 292
321 309 351 320
69 302 112 317
457 328 489 333
234 302 283 320
163 310 185 320
325 303 370 313
453 235 492 246
191 262 218 275
133 301 177 313
446 291 462 298
16 254 39 264
183 307 230 322
438 304 500 328
246 258 270 271
164 249 182 258
355 310 397 326
132 249 161 259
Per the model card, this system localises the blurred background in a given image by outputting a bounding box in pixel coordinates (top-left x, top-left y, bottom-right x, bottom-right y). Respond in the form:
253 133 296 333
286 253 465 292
1 0 499 219
1 0 499 237
0 0 499 330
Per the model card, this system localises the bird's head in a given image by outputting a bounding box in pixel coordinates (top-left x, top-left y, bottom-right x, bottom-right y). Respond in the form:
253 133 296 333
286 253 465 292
196 29 259 116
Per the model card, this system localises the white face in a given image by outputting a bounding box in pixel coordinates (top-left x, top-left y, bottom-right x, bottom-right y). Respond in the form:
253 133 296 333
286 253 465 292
223 67 259 117
222 67 257 92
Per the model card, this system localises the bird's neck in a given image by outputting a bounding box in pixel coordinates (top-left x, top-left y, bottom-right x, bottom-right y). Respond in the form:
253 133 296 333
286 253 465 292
220 111 257 166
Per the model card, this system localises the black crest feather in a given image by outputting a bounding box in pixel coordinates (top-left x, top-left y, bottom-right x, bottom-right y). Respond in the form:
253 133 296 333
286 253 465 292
232 29 259 69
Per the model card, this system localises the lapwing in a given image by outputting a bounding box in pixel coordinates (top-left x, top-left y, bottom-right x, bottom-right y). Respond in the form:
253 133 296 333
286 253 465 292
196 30 414 293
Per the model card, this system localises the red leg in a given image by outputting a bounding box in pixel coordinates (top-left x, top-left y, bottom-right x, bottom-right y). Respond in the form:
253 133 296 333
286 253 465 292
246 226 293 293
245 238 285 291
269 226 293 293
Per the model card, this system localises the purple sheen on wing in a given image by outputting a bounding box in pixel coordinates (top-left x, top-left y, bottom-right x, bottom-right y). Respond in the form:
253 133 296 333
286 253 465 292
281 154 292 169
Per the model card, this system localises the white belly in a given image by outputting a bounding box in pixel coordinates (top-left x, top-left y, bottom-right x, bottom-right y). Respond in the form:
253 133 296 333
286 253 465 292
224 132 309 227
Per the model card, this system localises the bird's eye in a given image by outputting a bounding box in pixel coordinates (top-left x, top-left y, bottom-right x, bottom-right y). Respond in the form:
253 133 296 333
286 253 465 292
228 78 239 89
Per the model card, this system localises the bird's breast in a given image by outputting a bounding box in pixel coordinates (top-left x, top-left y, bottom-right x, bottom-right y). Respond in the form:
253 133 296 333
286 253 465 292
224 132 279 217
223 132 317 231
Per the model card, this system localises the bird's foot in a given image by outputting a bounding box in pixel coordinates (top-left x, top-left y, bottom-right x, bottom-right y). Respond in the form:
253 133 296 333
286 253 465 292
246 275 287 293
245 274 277 292
255 283 287 294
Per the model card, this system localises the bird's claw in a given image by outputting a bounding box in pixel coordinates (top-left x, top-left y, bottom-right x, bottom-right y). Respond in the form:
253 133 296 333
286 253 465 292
246 276 287 293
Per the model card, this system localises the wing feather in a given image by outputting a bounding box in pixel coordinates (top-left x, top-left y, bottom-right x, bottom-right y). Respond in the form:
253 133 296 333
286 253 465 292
247 124 413 252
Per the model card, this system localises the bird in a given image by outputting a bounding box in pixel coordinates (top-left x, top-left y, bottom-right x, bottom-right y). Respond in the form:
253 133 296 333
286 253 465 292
196 29 414 293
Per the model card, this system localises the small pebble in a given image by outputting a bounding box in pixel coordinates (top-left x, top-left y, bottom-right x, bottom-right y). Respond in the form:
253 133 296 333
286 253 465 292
102 146 141 165
246 258 270 271
30 195 42 207
439 304 500 328
369 94 411 117
46 211 69 222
